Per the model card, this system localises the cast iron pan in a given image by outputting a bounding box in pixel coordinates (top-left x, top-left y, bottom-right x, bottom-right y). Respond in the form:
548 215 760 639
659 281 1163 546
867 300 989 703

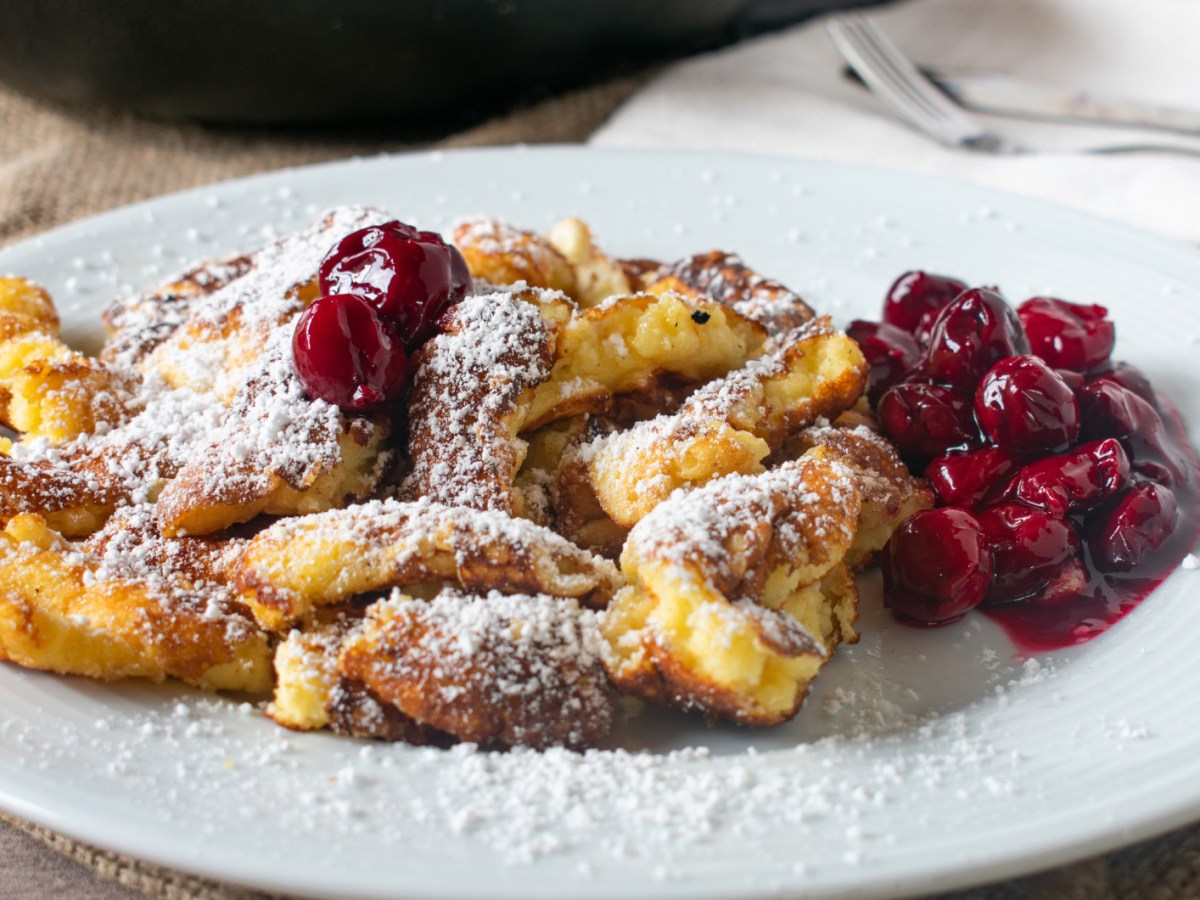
0 0 860 124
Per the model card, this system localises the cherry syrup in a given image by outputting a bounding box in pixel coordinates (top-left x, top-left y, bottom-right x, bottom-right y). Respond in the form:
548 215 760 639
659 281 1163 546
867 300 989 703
982 399 1199 652
860 274 1200 651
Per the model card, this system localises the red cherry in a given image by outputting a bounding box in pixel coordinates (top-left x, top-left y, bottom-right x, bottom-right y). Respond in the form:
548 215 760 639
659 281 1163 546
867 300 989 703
1078 381 1187 487
1085 482 1179 572
319 220 471 350
877 382 980 467
291 293 408 411
923 288 1030 392
1054 368 1086 395
1004 439 1130 516
976 503 1082 604
1088 361 1156 407
846 319 922 405
924 447 1018 509
974 355 1080 455
882 508 993 625
1017 296 1115 373
882 271 969 342
1078 379 1144 441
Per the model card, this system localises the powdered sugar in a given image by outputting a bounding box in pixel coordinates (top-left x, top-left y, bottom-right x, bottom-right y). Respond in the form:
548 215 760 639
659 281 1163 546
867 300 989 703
0 648 1084 885
0 146 1198 898
6 208 394 534
349 588 613 748
626 459 858 596
402 290 556 512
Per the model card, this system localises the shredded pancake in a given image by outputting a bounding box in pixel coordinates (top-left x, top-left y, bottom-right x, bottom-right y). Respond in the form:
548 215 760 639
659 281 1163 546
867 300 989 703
0 208 919 750
602 457 861 725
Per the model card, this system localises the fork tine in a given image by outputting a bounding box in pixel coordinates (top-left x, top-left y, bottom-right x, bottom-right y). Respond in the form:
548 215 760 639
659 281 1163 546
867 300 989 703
827 17 949 137
827 15 1008 151
831 17 963 130
844 18 961 122
836 19 947 124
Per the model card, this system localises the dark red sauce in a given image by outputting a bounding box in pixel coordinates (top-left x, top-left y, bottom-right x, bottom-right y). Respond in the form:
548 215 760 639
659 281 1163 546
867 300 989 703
981 399 1199 652
861 275 1200 652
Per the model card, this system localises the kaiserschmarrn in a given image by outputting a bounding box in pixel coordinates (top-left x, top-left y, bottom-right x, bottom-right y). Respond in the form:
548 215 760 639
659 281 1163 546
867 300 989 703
0 210 930 749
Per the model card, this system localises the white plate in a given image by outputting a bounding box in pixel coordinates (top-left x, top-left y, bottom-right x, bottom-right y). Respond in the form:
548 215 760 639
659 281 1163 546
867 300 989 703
1 147 1199 900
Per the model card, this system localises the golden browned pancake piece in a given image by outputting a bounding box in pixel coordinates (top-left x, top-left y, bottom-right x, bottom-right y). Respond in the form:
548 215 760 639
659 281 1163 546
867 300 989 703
554 319 868 550
452 217 577 297
0 277 134 445
646 251 816 337
790 421 935 568
0 508 270 691
340 589 615 749
236 498 624 630
519 291 767 431
268 606 453 744
545 217 634 308
602 457 860 725
400 286 566 515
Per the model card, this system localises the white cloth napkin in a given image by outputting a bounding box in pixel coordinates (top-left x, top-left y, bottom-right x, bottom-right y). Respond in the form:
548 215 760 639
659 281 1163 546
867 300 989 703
590 0 1200 244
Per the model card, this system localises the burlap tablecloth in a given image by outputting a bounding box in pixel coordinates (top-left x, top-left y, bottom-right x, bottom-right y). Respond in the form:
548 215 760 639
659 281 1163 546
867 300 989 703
1 77 1199 900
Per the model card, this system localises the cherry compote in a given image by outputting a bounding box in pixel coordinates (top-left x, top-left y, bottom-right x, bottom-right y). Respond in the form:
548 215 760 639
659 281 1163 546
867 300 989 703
876 383 979 467
1090 361 1156 406
293 220 471 412
846 320 921 405
976 503 1080 604
924 447 1017 510
292 293 409 410
319 220 471 350
923 288 1030 392
882 508 992 625
854 271 1200 650
1017 297 1115 373
974 355 1080 455
1085 482 1179 572
1078 380 1189 487
882 270 968 342
1004 439 1129 517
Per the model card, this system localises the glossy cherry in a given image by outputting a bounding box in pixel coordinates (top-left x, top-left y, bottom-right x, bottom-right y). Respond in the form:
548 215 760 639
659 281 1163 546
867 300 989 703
847 319 922 405
976 503 1082 604
877 382 980 467
1078 379 1147 441
974 355 1080 455
1078 380 1186 486
319 220 471 350
1054 368 1085 395
1088 361 1156 407
923 288 1030 393
1017 296 1115 373
1004 439 1130 516
292 293 408 410
924 447 1018 509
1085 482 1179 572
882 270 968 342
881 507 993 625
853 270 1200 649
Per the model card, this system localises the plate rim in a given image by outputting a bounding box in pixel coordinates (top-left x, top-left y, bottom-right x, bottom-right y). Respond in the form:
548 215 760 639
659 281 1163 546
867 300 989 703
4 142 1200 267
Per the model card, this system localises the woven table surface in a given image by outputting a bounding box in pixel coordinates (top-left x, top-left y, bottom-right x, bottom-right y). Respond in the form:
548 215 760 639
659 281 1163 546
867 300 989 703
0 76 1198 900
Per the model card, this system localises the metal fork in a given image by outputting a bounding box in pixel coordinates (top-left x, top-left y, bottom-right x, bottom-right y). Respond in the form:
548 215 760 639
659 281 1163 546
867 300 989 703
826 14 1200 158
